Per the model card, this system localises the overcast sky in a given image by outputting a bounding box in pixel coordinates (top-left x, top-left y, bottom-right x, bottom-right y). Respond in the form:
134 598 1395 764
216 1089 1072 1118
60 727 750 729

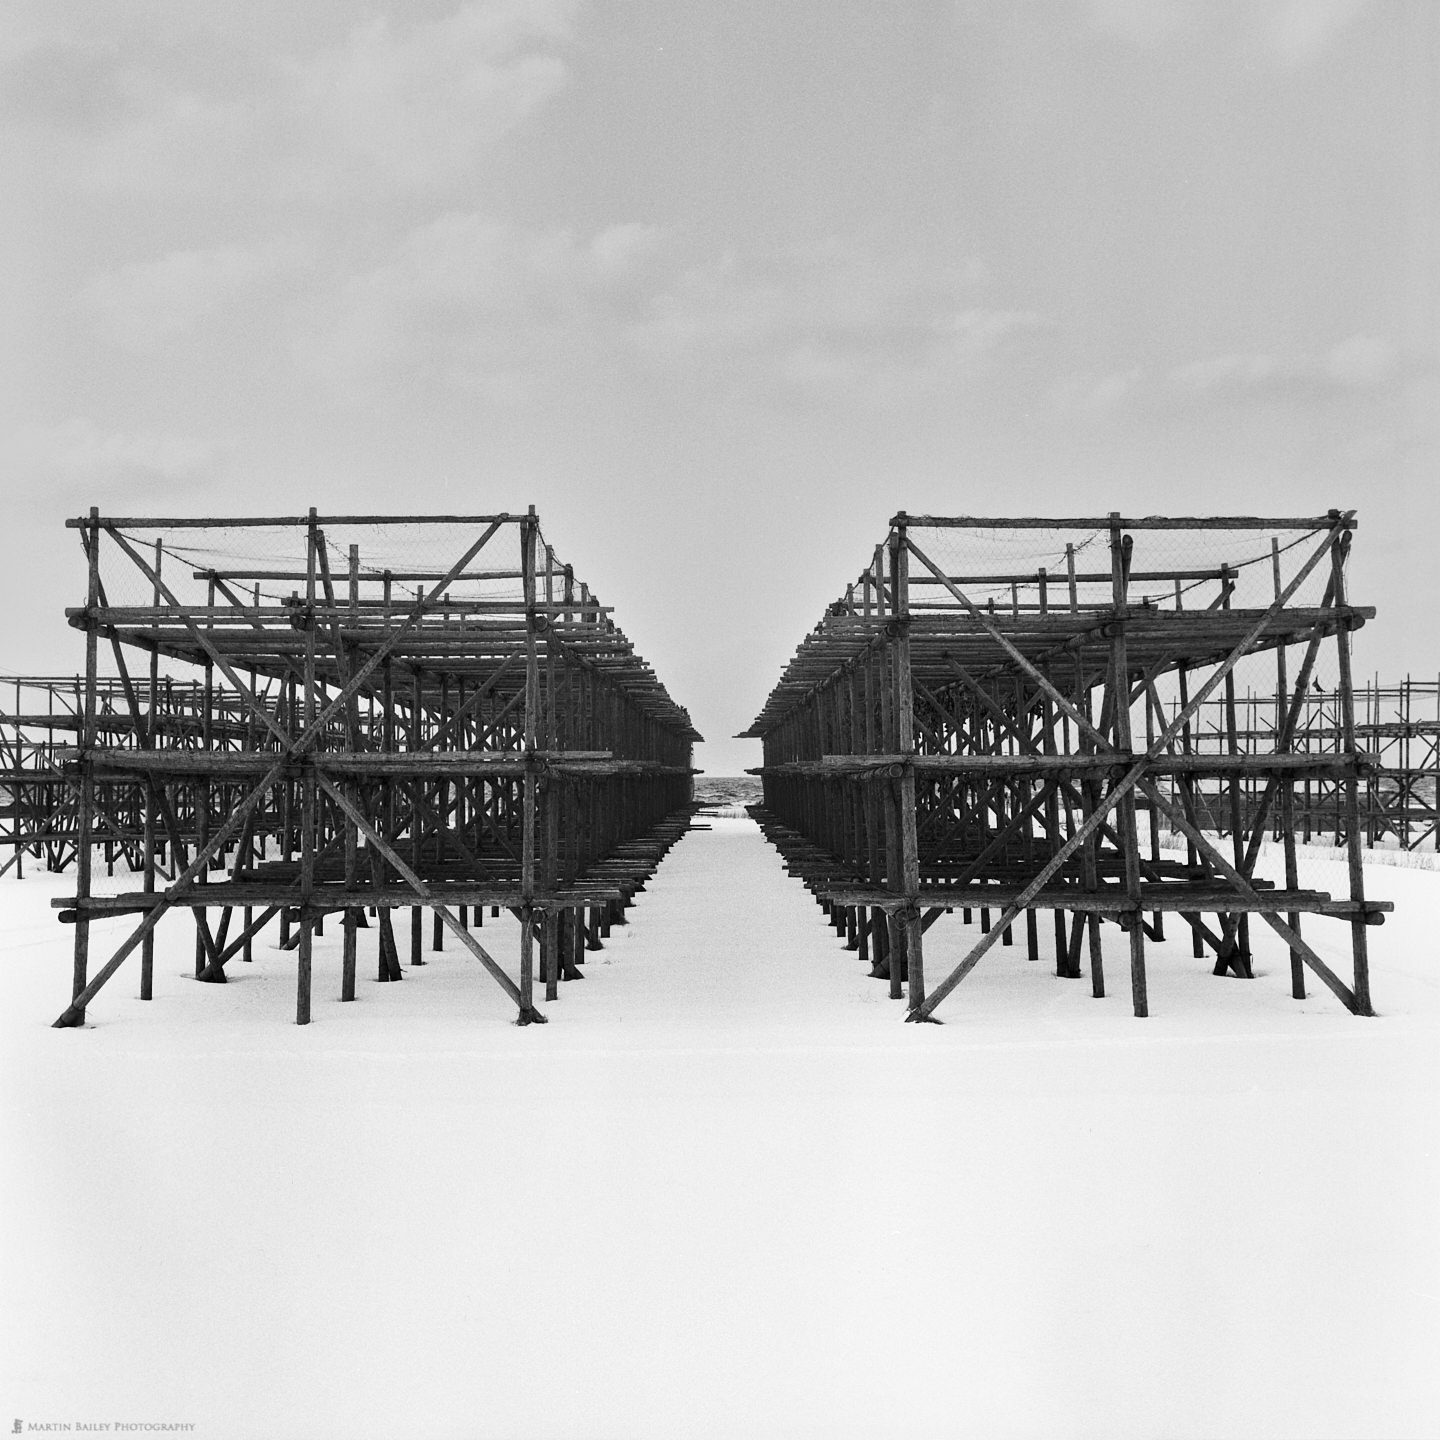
3 0 1436 772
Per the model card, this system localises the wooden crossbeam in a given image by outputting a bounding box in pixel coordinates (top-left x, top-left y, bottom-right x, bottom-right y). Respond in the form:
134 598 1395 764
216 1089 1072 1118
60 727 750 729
317 775 540 1021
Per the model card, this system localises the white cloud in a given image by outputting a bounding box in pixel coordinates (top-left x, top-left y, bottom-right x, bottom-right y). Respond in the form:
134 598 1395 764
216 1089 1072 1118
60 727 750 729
1263 0 1374 70
302 219 1024 408
1325 334 1397 389
1050 335 1400 424
1051 367 1145 419
288 3 573 191
77 1 575 202
629 241 1028 406
1079 0 1373 67
15 418 222 493
78 238 312 350
1081 0 1194 49
1170 335 1398 395
1171 352 1284 391
301 212 669 393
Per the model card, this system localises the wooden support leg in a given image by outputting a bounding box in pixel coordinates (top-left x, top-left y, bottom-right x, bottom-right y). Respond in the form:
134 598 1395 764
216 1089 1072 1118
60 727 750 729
433 911 443 951
195 911 226 983
243 906 253 962
888 912 904 998
543 911 559 1001
904 907 924 1014
1063 911 1084 979
1088 914 1105 998
561 909 585 981
411 906 424 966
70 914 91 1026
378 908 402 981
342 907 357 1000
1026 909 1039 961
1128 913 1148 1018
870 908 889 978
518 907 541 1024
297 918 312 1026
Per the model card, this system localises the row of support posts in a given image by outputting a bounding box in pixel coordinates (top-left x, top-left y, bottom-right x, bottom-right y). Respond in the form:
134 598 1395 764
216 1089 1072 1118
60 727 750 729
747 512 1379 1022
55 508 698 1029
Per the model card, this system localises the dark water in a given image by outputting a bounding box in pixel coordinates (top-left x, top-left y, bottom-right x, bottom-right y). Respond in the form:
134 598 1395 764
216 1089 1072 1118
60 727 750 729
692 775 762 808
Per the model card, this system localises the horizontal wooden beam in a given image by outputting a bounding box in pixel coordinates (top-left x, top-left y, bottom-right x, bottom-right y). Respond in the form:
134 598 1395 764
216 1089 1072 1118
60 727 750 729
892 513 1353 531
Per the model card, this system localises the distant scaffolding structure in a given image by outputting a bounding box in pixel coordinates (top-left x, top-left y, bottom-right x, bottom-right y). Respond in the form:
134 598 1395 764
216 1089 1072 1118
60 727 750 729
53 508 699 1028
2 674 293 878
742 512 1390 1022
1174 679 1440 851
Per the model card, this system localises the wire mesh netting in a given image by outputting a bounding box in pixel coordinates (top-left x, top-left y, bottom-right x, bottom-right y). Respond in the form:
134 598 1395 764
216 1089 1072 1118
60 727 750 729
905 517 1338 615
94 517 542 612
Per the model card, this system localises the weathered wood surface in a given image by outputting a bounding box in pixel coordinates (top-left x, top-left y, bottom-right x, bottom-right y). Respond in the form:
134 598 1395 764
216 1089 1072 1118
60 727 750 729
745 511 1383 1023
45 509 700 1027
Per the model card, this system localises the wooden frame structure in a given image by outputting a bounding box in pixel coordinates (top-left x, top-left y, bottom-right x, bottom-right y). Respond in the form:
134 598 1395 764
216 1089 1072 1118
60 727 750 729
1172 679 1440 852
51 509 699 1028
742 512 1390 1022
2 674 295 878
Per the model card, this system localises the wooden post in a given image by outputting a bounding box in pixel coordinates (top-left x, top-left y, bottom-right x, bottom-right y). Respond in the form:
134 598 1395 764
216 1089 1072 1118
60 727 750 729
69 508 101 1024
1273 538 1305 999
889 523 925 1012
519 509 540 1022
297 508 317 1025
1110 517 1148 1017
140 537 161 1000
1331 529 1373 1015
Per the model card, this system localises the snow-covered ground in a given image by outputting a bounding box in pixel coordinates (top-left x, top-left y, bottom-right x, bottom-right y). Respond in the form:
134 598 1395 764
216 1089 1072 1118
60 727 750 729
2 817 1437 1439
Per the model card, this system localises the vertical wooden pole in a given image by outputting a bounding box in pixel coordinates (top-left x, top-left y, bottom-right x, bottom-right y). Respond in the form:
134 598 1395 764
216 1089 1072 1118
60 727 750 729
297 509 317 1025
70 507 101 1023
1076 653 1103 992
1331 529 1373 1015
891 524 924 1012
519 510 540 1022
1110 517 1147 1017
1271 539 1306 999
140 537 161 1000
1217 563 1251 976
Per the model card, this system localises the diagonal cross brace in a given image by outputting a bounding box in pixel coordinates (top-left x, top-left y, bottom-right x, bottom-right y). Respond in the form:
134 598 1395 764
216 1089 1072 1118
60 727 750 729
53 755 290 1025
316 775 542 1021
908 522 1347 1021
104 526 292 748
906 522 1343 766
1138 778 1366 1013
910 767 1140 1019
